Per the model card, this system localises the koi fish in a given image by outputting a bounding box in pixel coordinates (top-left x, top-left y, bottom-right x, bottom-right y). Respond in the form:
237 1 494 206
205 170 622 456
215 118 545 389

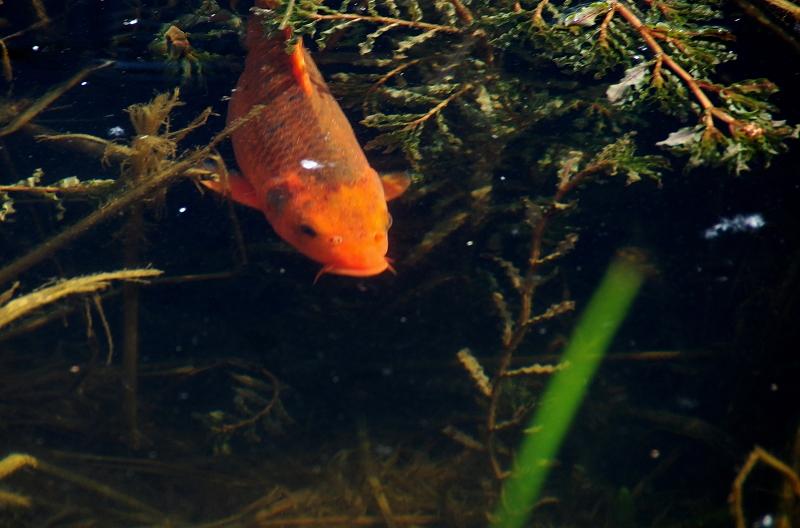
206 4 408 278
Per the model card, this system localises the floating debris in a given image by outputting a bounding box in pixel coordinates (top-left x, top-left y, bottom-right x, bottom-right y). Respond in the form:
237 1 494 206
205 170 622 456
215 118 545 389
703 213 766 239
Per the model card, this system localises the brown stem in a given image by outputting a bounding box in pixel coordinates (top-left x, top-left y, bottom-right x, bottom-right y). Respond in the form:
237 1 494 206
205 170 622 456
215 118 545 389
644 0 675 17
363 58 423 115
311 13 461 33
403 84 473 130
0 269 160 329
0 61 113 138
611 2 747 133
33 460 163 520
0 40 11 82
0 183 113 195
612 3 713 109
445 0 474 25
652 53 664 87
211 366 281 434
0 17 50 44
760 0 800 20
730 446 800 528
30 0 51 25
598 8 616 47
730 0 800 55
254 515 440 526
122 205 144 449
93 294 114 364
485 160 611 479
533 0 550 25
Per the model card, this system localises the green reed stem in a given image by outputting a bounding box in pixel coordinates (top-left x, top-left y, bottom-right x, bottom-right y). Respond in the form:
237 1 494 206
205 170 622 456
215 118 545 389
492 252 647 528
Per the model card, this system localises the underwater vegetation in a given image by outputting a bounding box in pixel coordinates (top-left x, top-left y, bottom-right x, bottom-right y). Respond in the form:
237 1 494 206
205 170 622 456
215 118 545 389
492 251 648 528
1 0 800 527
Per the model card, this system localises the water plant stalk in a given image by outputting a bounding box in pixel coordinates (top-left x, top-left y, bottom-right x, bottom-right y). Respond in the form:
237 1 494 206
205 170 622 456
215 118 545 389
491 251 647 528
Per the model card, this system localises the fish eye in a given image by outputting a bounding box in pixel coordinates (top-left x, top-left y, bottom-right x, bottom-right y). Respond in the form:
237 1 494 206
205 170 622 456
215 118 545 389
299 224 317 237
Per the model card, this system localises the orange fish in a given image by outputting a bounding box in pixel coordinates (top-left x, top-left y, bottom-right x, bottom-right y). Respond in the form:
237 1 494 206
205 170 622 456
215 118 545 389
206 6 408 278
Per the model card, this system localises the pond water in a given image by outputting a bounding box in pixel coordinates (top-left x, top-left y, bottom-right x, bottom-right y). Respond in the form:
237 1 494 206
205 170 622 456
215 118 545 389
1 1 799 527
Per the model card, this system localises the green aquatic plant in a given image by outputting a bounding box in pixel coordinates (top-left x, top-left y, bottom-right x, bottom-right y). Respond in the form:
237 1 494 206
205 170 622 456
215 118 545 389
256 0 797 176
445 134 663 480
491 250 647 528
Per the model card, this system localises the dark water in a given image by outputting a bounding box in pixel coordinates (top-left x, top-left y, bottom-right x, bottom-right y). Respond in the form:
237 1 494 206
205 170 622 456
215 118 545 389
1 1 799 527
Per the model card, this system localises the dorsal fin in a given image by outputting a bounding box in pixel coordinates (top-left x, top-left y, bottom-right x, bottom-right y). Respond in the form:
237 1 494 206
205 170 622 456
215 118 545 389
380 172 411 201
283 27 313 97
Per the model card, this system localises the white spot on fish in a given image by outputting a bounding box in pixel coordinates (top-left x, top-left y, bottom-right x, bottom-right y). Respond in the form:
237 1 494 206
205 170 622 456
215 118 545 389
300 158 323 170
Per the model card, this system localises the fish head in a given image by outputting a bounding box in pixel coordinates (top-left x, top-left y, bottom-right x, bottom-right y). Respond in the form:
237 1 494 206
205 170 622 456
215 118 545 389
266 168 392 278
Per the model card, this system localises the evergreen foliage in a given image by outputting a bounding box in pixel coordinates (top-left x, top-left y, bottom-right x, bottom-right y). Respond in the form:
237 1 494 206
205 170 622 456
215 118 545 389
254 0 797 177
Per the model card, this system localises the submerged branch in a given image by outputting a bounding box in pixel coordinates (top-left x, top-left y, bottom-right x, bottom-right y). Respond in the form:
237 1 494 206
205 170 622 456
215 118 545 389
0 103 265 287
403 84 474 130
0 269 161 329
731 0 800 54
485 160 611 479
609 2 752 137
445 0 474 25
0 453 163 521
254 514 440 526
760 0 800 20
731 446 800 528
311 13 462 34
0 61 114 138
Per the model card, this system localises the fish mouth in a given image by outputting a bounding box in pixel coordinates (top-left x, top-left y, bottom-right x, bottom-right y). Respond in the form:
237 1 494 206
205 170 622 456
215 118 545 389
314 259 392 281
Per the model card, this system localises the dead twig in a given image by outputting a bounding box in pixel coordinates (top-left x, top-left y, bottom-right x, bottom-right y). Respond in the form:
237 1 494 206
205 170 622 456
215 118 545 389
310 13 461 34
358 425 398 528
121 205 145 448
0 61 113 138
0 102 265 287
0 453 163 521
760 0 800 20
730 0 800 55
730 446 800 528
253 514 439 526
0 269 162 329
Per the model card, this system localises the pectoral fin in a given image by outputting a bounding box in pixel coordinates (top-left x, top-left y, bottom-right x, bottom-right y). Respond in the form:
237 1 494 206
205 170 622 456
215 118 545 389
380 172 411 201
201 171 261 210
